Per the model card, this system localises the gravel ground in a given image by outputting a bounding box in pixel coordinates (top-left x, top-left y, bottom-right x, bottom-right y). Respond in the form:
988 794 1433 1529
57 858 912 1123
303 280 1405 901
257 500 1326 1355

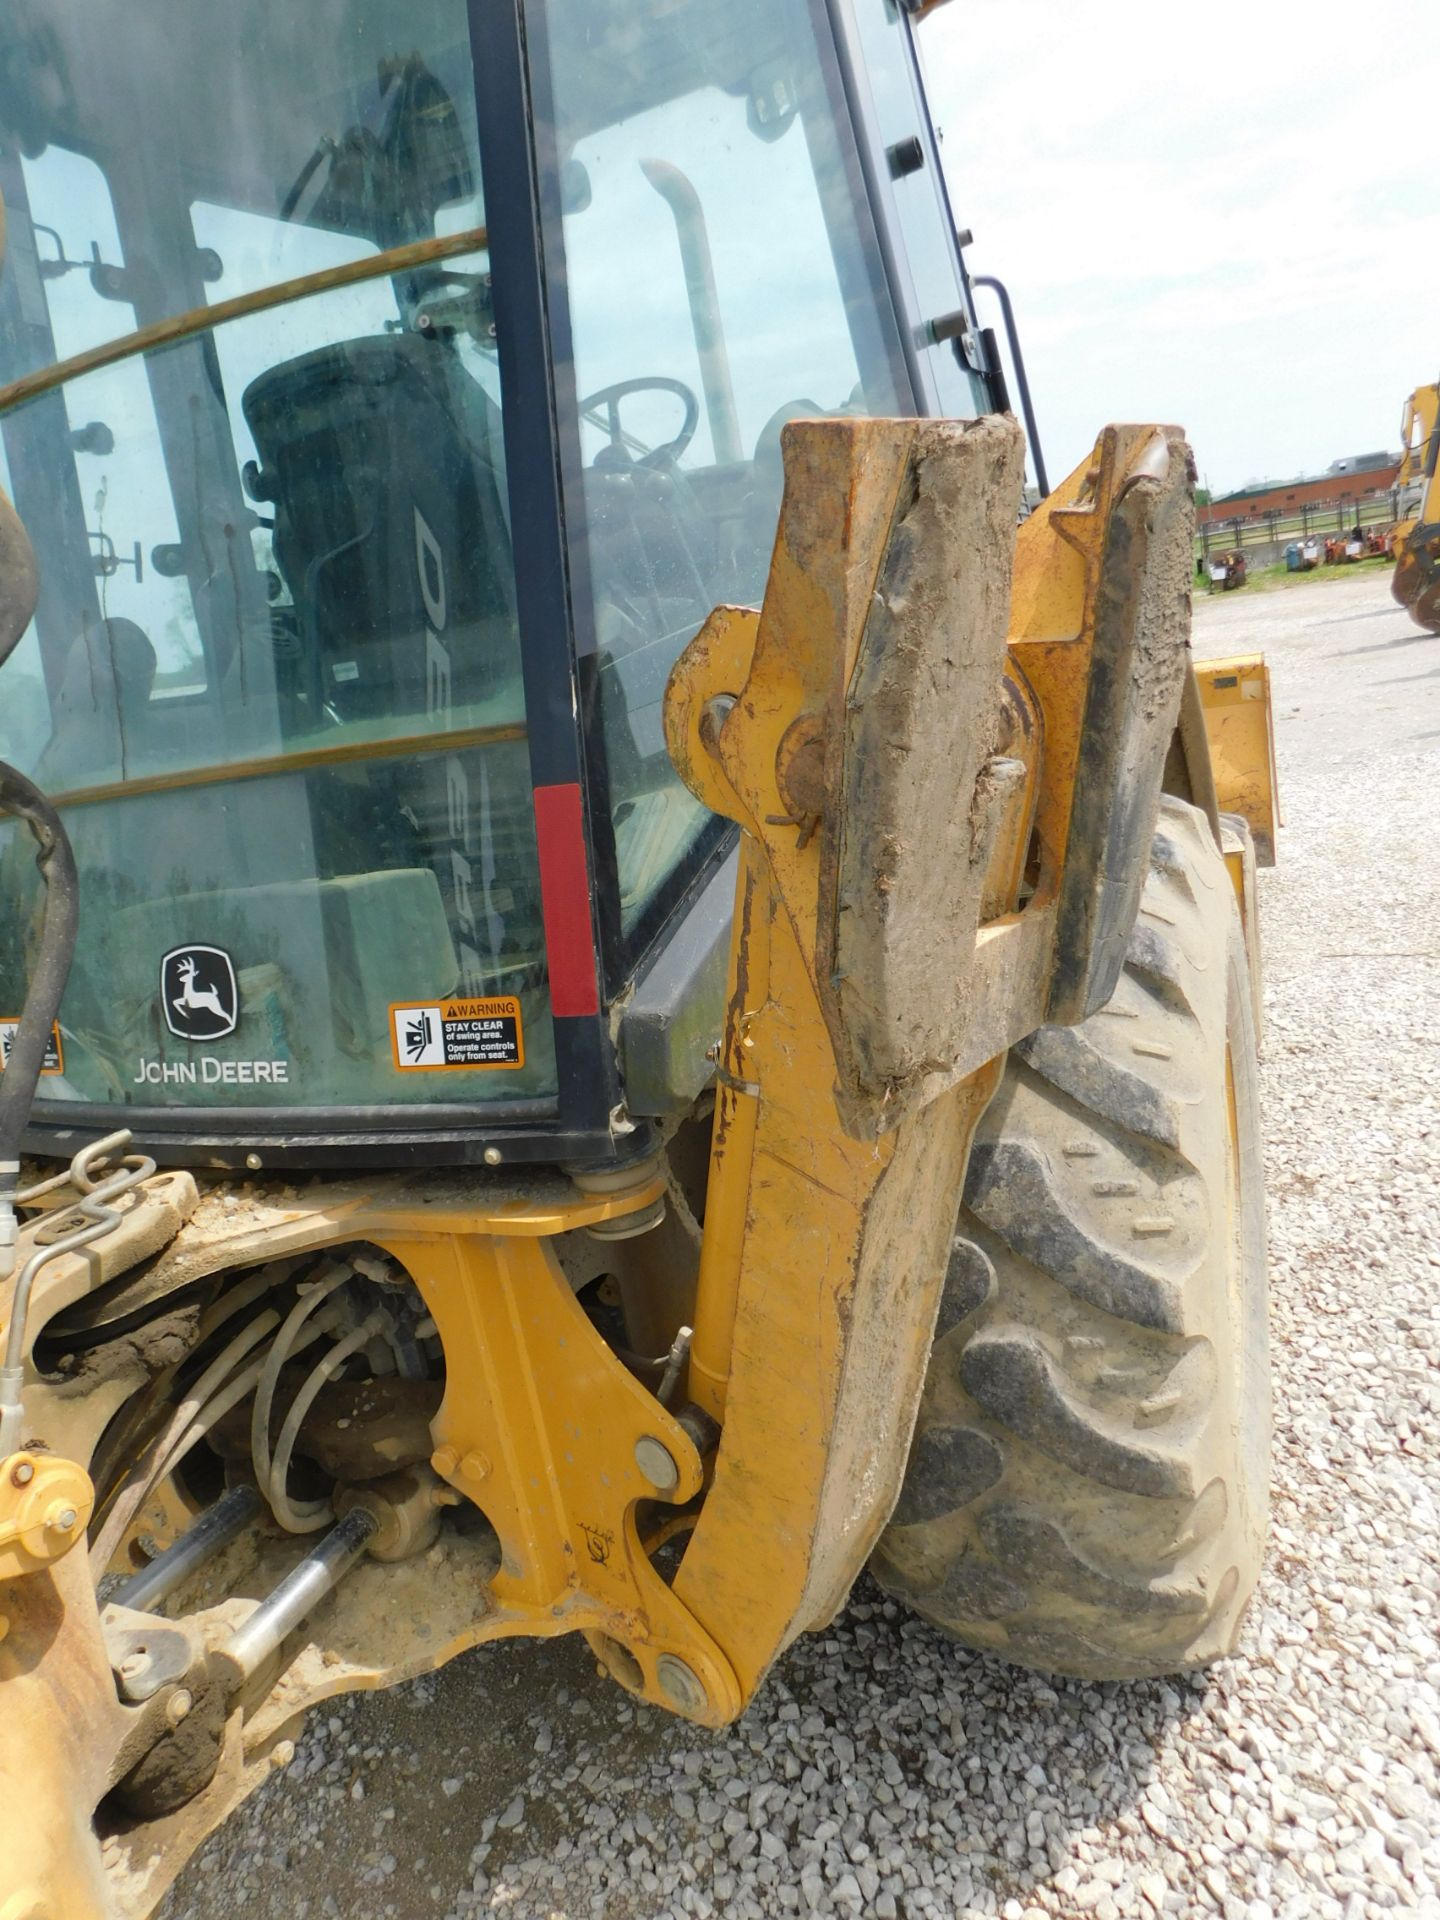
164 569 1440 1920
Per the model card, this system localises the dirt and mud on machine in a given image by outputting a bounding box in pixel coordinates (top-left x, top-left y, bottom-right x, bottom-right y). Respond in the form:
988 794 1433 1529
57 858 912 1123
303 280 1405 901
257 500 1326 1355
0 3 1281 1912
1391 380 1440 631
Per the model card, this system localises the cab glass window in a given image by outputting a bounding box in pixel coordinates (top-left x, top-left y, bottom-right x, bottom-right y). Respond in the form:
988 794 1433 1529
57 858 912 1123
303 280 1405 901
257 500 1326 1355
0 1 555 1114
534 0 911 955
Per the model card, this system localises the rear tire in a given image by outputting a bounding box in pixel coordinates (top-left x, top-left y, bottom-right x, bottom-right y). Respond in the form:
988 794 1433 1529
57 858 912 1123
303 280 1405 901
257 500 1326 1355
873 797 1270 1680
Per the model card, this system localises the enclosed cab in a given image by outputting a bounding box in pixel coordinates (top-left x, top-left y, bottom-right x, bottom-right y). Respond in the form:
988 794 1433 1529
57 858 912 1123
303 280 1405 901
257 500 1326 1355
0 0 1001 1173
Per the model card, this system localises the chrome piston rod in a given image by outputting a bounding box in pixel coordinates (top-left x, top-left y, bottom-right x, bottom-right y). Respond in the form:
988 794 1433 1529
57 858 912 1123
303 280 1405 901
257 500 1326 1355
110 1484 262 1614
221 1505 377 1684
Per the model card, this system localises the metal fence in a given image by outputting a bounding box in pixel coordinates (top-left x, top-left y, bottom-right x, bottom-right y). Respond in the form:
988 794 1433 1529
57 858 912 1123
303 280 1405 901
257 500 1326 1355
1196 489 1400 557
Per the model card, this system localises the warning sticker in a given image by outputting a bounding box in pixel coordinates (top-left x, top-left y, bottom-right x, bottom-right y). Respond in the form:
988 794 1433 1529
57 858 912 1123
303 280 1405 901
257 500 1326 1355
389 997 524 1072
0 1019 64 1075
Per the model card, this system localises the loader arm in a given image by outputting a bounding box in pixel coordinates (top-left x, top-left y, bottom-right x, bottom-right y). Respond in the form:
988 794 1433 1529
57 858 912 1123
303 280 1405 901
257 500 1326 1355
655 412 1198 1698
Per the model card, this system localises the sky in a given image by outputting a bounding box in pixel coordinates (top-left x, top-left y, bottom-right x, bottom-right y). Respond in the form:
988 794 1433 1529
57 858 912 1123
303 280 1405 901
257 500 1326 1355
919 3 1440 499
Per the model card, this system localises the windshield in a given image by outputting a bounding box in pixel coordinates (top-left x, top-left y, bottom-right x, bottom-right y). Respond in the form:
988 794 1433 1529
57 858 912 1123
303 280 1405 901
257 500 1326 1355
532 0 912 969
0 1 554 1114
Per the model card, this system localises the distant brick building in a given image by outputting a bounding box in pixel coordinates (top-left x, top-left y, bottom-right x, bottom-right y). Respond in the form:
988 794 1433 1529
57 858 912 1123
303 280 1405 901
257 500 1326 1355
1198 456 1400 528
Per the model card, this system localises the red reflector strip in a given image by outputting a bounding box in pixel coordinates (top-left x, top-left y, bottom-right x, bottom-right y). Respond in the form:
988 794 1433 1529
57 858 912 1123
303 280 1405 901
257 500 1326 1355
532 782 600 1018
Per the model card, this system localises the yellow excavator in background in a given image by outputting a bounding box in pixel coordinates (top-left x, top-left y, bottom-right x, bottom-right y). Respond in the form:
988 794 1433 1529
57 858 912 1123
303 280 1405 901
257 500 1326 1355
0 3 1280 1913
1392 379 1440 632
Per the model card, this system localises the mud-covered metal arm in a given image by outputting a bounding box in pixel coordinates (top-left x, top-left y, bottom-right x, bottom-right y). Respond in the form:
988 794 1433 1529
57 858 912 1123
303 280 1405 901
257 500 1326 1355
666 416 1197 1137
654 414 1196 1713
665 416 1035 1139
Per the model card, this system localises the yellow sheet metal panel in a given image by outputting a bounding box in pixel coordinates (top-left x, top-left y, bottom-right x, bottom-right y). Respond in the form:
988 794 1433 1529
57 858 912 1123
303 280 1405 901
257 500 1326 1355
1220 813 1264 1046
392 1228 743 1725
1397 383 1439 492
1195 654 1279 866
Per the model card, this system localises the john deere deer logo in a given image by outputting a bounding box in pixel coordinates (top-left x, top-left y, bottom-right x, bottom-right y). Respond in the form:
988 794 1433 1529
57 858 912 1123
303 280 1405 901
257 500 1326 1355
161 946 239 1042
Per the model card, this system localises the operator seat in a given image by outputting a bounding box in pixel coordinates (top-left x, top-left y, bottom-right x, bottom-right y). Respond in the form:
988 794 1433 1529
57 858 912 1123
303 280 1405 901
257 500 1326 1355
239 333 544 996
34 615 157 793
242 332 522 732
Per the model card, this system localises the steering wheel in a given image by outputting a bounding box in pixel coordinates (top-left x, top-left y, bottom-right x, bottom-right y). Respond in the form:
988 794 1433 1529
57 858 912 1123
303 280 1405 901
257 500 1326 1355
577 376 701 465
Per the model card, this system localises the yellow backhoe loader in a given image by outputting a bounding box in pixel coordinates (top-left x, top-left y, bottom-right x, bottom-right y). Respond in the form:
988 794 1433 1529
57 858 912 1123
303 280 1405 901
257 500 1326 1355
1392 379 1440 632
0 4 1279 1913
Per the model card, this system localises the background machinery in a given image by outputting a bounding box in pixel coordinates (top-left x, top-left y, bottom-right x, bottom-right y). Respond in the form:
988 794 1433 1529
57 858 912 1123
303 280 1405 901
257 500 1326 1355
1391 379 1440 631
0 2 1278 1912
1206 547 1248 591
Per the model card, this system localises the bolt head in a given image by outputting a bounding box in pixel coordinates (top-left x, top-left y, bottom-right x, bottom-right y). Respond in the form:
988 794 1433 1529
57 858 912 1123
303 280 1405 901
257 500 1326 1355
50 1506 77 1533
10 1460 34 1486
166 1688 193 1727
245 1153 263 1171
461 1451 492 1482
634 1436 679 1492
698 693 736 753
483 1147 502 1166
655 1653 708 1716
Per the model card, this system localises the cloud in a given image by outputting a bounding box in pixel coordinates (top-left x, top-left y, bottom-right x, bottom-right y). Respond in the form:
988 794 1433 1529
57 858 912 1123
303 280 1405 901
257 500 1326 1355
921 2 1440 491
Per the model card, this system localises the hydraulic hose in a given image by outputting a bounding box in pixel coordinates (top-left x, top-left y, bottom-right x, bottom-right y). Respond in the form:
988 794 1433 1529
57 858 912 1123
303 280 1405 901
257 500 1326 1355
250 1262 352 1503
88 1306 281 1568
90 1306 344 1570
0 763 79 1275
267 1309 387 1534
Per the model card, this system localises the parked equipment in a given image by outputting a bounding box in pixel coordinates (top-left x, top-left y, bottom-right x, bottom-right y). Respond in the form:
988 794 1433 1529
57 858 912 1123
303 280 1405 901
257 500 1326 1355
1391 381 1440 630
1207 548 1248 590
0 4 1278 1912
